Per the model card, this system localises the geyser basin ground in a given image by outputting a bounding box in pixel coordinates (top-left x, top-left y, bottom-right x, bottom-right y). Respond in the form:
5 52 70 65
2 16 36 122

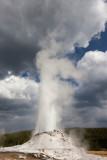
0 130 106 160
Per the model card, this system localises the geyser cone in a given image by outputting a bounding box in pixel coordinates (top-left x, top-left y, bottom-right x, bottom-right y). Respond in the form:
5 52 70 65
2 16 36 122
0 130 107 160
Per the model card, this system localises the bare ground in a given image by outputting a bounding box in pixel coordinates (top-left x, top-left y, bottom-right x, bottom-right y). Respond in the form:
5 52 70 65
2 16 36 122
87 151 107 157
0 152 42 160
0 151 107 160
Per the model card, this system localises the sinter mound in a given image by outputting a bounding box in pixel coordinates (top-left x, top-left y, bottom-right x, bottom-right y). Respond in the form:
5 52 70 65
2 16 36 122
0 130 106 160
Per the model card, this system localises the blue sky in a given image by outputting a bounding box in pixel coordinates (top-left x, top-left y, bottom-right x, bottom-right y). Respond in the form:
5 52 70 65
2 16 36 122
68 23 107 62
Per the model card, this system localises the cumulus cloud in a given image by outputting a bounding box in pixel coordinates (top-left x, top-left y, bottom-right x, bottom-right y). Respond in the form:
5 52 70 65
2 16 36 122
0 0 107 47
0 0 107 78
70 51 107 127
0 75 39 100
0 0 107 131
0 75 39 132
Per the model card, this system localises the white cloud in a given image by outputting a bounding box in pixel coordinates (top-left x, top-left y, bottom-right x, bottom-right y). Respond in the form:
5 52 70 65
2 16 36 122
72 50 107 127
0 75 39 132
0 75 39 101
77 50 107 83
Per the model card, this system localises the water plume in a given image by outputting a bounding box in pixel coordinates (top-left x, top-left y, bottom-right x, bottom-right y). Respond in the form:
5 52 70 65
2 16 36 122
35 41 82 132
35 0 107 133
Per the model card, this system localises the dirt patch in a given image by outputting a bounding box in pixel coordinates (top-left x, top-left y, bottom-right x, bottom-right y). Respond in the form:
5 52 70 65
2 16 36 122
0 151 107 159
87 151 107 157
0 152 42 160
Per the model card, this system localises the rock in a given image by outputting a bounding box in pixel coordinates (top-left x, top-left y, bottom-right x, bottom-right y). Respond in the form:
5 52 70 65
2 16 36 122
18 154 26 159
32 153 58 160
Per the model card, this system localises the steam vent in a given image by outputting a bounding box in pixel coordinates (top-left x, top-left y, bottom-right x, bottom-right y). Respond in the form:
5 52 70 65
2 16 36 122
0 130 107 160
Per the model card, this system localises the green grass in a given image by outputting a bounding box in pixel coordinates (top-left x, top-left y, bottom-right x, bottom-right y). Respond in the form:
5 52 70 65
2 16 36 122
0 128 107 151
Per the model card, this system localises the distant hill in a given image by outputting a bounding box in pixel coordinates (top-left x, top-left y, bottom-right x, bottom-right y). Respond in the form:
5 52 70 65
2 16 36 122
0 128 107 151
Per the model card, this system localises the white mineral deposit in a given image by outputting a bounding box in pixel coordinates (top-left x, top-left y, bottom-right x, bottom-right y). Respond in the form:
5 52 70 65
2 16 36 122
0 130 106 160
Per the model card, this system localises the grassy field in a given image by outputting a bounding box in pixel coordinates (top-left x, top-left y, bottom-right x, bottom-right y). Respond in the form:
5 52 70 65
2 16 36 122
0 128 107 151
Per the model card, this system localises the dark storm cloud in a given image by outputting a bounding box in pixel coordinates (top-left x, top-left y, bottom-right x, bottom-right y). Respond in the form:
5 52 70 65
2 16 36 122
0 0 61 78
0 30 38 79
74 80 107 108
75 51 107 110
0 97 36 116
0 97 37 132
0 0 106 79
71 51 107 127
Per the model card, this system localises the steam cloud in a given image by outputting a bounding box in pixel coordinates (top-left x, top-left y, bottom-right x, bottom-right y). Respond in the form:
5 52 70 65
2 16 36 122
35 0 107 132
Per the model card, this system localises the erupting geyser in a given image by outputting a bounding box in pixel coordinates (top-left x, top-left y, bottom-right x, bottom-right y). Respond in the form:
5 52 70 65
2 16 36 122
0 0 107 159
36 69 57 132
